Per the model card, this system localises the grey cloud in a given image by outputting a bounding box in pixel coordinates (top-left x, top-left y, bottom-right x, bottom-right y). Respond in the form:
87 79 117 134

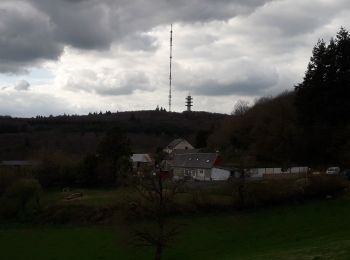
0 64 29 74
0 91 74 117
29 0 113 50
190 75 278 96
0 0 275 73
120 34 159 52
113 0 275 26
30 0 275 45
0 2 62 72
250 1 350 37
64 70 154 95
14 80 30 91
98 72 154 95
175 59 279 96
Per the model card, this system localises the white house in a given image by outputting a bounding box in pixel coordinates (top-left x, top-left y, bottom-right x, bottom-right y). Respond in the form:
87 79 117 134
171 153 236 181
163 138 194 154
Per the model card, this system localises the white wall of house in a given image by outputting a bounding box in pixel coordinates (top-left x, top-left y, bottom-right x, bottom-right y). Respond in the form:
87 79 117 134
192 168 211 181
173 167 211 180
211 168 231 181
248 167 309 178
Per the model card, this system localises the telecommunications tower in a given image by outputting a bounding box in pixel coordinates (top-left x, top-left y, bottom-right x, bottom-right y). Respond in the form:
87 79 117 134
186 94 193 112
168 24 173 112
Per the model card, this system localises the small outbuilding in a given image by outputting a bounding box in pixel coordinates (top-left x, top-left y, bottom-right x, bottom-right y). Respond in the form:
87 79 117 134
131 154 153 171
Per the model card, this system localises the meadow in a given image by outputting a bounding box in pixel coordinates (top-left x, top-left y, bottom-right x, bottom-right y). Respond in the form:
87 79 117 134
1 192 350 260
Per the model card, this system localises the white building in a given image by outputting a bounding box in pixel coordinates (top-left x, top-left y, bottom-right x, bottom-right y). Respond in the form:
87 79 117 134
163 138 194 154
247 167 310 179
171 153 236 181
130 154 153 170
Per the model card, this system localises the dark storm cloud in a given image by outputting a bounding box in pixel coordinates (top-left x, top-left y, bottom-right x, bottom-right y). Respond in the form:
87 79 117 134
29 0 113 50
0 2 63 73
0 0 276 73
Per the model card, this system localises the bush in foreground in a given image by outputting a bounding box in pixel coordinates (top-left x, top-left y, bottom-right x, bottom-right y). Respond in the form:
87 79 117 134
0 178 42 221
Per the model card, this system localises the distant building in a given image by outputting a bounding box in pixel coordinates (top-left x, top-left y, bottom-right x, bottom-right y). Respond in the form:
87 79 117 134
247 167 310 179
0 160 41 176
0 160 41 167
131 154 153 170
163 138 194 154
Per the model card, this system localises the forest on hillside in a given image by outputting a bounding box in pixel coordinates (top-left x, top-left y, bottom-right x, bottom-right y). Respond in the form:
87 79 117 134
0 110 227 160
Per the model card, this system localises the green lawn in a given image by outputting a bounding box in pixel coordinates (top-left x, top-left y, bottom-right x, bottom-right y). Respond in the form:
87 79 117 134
1 196 350 259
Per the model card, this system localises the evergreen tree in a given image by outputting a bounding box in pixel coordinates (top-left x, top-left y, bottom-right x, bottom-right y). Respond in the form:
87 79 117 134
97 127 132 185
296 28 350 126
295 27 350 166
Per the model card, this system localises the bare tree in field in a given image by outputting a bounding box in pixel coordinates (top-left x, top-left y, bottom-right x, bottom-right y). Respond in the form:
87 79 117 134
129 166 183 260
231 154 256 208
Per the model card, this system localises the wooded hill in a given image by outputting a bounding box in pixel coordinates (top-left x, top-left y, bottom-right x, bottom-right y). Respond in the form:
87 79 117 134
0 111 227 160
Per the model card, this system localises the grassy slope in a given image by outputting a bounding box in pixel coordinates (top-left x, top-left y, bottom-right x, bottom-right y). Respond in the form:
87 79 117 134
1 197 350 260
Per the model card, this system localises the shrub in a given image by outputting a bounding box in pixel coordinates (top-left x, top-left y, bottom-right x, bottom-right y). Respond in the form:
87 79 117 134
242 179 307 208
35 158 81 188
0 170 18 195
188 187 233 212
306 175 347 197
0 178 42 221
229 176 347 209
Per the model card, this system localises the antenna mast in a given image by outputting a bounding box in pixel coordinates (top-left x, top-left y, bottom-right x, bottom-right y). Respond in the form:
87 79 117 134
168 24 173 112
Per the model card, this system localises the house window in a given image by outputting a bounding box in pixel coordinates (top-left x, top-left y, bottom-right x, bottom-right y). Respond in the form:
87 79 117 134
197 169 205 179
190 169 194 176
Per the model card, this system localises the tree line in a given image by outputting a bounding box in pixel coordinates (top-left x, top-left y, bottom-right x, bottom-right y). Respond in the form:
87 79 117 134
209 27 350 169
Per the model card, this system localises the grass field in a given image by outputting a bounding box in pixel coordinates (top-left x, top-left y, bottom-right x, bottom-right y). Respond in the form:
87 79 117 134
41 188 137 207
2 195 350 260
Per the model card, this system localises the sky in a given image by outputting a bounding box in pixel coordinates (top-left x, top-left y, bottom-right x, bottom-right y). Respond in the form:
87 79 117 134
0 0 349 117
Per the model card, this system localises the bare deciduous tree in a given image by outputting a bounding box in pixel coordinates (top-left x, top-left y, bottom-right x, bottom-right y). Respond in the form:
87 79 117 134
232 100 250 116
128 169 183 260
